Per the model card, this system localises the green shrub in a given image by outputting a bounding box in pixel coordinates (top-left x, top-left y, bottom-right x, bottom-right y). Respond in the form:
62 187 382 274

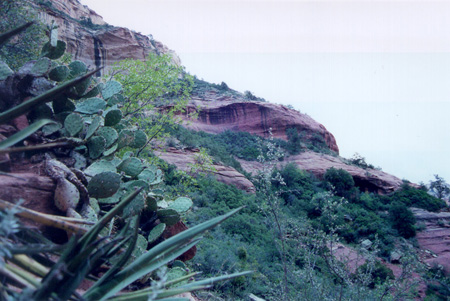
380 184 446 212
389 201 416 238
323 167 356 198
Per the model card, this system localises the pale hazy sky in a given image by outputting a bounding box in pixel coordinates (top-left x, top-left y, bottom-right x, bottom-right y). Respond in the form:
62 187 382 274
81 0 450 184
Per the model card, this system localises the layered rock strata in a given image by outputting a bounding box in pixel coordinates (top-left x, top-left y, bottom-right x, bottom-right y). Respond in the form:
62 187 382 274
36 0 180 75
176 99 339 154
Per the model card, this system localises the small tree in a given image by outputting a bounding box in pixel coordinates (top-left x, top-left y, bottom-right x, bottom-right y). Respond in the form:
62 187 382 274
429 174 450 200
109 55 194 151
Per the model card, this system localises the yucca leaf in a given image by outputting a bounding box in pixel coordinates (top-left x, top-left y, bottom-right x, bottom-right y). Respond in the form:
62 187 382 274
110 272 199 301
55 237 120 300
79 187 143 250
84 239 200 301
0 22 34 46
0 69 100 125
84 207 243 300
123 207 242 275
0 119 55 149
4 264 40 288
10 255 49 278
32 236 79 300
164 272 199 288
94 216 139 288
109 285 205 301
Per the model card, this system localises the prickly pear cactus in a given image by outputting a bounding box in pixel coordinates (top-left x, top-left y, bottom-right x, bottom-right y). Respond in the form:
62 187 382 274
168 197 193 213
104 109 122 126
64 113 84 136
48 65 69 82
102 80 122 100
117 157 144 177
87 171 121 199
147 223 166 244
75 97 106 114
157 209 180 226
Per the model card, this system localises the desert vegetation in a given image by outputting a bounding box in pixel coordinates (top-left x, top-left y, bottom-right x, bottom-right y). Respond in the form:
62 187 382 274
1 1 450 300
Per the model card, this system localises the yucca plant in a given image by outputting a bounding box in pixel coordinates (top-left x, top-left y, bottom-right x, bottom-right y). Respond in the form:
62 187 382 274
0 23 251 300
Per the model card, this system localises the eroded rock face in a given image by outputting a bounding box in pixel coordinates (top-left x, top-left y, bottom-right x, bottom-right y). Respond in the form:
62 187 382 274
155 147 255 193
177 99 339 154
413 208 450 272
237 151 404 194
36 0 180 75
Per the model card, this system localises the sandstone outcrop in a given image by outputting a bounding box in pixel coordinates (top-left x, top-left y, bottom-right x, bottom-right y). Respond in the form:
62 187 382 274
36 0 180 75
413 208 450 271
237 151 404 194
177 99 339 154
155 147 255 193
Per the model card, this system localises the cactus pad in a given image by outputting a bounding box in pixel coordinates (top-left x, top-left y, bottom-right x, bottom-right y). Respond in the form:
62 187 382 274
147 223 166 244
87 171 121 199
41 40 67 60
84 160 117 177
64 113 84 136
68 60 87 78
107 93 125 106
83 84 101 98
132 130 147 148
168 197 193 213
102 80 122 100
79 203 98 223
74 76 92 97
104 109 122 126
157 209 180 226
75 97 106 114
52 95 75 114
172 260 187 270
137 169 156 183
85 115 102 140
49 65 70 82
117 157 145 177
166 267 188 283
117 129 135 149
88 136 106 159
97 126 118 148
42 122 61 136
103 143 118 157
30 57 52 76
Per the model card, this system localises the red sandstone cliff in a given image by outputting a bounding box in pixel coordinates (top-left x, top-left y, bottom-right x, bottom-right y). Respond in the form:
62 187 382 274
35 0 180 74
178 99 339 154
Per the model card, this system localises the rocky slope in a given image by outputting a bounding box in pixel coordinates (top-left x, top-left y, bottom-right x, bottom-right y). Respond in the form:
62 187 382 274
35 0 180 75
413 208 450 271
38 0 407 195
